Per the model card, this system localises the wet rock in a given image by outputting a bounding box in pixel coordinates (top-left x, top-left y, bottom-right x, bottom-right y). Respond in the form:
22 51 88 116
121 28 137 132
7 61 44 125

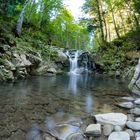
126 121 140 130
66 132 86 140
103 124 113 136
130 108 140 115
134 99 140 105
85 124 101 136
125 129 134 137
118 102 134 109
94 113 127 127
108 132 130 140
121 97 135 102
114 125 122 132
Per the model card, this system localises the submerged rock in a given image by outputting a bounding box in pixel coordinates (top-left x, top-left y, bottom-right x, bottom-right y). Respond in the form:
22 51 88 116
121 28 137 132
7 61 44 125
108 132 130 140
94 113 127 127
66 132 86 140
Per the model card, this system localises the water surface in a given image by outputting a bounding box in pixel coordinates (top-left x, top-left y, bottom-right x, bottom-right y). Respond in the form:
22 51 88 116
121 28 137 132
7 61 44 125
0 74 129 139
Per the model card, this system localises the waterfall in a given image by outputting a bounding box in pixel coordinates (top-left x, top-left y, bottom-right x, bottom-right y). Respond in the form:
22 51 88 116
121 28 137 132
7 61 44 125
66 50 90 74
69 50 79 74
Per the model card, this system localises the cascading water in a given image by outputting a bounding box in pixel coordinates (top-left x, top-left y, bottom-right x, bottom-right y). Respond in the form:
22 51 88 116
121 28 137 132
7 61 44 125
66 50 79 74
69 50 79 74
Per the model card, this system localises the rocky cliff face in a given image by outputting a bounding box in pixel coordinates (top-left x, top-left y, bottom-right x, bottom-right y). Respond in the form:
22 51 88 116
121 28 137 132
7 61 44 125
0 45 66 81
129 58 140 95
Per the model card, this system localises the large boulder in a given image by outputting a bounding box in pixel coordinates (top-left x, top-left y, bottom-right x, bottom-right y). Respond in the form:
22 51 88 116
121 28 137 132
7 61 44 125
129 58 140 95
94 113 127 127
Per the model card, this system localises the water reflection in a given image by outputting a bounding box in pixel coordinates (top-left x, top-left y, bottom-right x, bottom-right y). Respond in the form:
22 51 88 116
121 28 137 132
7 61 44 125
0 74 129 140
27 124 42 140
85 94 93 113
68 73 79 95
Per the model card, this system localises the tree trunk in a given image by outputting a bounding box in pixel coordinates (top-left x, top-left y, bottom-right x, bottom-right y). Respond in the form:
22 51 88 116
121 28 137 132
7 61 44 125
16 0 29 36
111 9 120 38
28 0 36 22
95 0 105 42
124 0 139 27
119 11 126 35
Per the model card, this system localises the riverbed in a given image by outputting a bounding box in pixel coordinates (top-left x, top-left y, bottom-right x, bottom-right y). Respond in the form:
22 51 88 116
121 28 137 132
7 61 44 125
0 73 129 140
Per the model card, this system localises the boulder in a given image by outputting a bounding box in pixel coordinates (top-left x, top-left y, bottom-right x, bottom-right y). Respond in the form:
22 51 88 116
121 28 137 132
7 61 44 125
117 102 134 109
128 58 140 95
85 124 101 136
94 113 127 127
126 121 140 130
108 132 130 140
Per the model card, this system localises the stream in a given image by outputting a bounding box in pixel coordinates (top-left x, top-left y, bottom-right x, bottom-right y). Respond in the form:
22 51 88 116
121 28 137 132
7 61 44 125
0 73 129 140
